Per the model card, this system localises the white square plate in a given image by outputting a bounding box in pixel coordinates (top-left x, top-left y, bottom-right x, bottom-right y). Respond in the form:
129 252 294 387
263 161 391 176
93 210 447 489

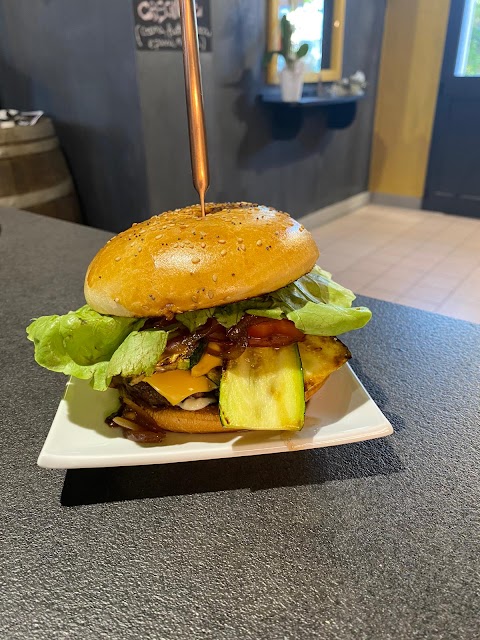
37 364 393 469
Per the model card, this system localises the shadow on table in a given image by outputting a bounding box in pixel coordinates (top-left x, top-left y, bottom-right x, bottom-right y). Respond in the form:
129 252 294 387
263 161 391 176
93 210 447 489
61 437 404 506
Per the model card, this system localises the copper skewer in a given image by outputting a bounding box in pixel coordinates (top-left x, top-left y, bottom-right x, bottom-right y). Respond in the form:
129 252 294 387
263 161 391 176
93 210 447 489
179 0 210 218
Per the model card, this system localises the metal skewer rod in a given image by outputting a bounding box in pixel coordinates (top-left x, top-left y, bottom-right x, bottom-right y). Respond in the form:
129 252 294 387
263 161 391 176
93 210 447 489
179 0 210 217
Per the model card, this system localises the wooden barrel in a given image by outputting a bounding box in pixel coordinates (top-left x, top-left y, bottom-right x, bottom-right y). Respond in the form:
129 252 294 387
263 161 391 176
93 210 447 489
0 117 82 222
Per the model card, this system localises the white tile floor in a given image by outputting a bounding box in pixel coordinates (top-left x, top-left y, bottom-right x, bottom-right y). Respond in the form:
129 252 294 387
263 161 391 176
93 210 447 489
310 204 480 324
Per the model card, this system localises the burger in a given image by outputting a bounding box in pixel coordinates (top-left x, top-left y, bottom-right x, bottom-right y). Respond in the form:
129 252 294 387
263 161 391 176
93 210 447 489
27 202 371 442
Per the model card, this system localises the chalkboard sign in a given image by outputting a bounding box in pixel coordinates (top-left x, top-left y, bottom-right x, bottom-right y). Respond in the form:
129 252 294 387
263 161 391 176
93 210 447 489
133 0 212 52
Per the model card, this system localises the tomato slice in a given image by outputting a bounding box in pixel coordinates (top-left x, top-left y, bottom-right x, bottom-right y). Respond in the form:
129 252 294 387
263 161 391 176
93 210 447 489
247 319 305 346
247 335 301 347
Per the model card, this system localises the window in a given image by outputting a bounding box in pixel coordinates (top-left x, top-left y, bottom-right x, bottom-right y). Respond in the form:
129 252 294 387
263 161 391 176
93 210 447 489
455 0 480 77
266 0 345 83
277 0 325 75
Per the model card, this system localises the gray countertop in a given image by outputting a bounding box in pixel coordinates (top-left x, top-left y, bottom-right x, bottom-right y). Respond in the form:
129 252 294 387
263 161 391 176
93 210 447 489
1 207 479 640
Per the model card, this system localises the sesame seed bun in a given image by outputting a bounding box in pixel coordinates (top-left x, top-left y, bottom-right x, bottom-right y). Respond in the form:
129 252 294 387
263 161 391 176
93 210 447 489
84 202 319 318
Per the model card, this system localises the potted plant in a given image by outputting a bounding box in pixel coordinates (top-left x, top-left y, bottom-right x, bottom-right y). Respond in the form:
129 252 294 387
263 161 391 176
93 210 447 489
265 14 309 102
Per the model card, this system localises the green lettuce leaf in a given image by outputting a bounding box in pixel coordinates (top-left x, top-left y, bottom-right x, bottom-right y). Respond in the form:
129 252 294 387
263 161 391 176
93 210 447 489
246 307 284 320
214 298 273 328
287 302 372 336
27 305 150 391
106 330 169 380
176 308 214 332
27 312 114 389
176 298 274 330
175 266 368 335
27 305 141 367
272 265 356 311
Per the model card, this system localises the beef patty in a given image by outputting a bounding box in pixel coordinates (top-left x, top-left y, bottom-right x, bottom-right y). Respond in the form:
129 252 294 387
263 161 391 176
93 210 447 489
121 381 169 408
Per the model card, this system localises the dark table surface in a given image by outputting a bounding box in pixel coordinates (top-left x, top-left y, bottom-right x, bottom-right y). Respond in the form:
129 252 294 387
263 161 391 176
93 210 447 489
1 207 479 640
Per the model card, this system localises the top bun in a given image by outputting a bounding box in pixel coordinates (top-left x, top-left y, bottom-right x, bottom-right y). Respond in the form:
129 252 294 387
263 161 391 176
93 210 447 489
84 202 319 318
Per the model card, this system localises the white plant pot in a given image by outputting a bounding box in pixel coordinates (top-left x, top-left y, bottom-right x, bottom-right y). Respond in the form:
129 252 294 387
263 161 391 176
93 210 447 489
280 61 304 103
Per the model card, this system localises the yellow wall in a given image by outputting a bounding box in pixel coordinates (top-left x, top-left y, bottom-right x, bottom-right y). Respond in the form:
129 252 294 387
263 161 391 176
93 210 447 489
369 0 451 199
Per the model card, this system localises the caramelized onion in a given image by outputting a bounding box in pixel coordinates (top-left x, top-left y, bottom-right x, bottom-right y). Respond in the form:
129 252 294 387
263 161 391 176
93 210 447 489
112 416 139 430
141 317 176 331
164 326 190 349
205 340 246 360
192 318 226 341
226 315 263 346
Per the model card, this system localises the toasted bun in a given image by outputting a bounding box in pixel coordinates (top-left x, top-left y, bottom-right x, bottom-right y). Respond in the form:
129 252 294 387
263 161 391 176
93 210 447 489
123 397 227 434
84 202 319 317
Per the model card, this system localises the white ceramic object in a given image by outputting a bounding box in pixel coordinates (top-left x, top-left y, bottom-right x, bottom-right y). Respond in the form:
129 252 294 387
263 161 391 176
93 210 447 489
37 364 393 469
280 60 305 102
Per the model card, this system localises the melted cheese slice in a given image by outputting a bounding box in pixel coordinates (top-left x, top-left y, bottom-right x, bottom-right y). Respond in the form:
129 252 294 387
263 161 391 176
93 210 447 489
190 352 223 377
143 370 217 406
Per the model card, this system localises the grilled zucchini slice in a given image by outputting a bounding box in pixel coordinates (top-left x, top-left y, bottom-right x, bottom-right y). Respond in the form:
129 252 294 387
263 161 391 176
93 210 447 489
219 345 305 431
298 336 351 401
172 341 206 371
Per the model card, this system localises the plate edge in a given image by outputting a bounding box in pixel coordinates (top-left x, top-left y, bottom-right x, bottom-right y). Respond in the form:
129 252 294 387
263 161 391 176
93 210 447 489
37 422 394 469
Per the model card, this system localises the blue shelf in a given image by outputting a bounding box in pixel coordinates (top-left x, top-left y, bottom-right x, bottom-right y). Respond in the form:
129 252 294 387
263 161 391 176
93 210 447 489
261 87 365 107
259 87 365 138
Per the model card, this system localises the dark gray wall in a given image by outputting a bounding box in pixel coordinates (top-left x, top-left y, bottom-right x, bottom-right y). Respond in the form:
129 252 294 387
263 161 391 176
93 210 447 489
0 0 385 230
0 0 148 231
138 0 386 219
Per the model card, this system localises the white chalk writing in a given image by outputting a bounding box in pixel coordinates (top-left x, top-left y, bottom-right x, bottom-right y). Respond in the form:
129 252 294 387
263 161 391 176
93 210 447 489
136 0 203 24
